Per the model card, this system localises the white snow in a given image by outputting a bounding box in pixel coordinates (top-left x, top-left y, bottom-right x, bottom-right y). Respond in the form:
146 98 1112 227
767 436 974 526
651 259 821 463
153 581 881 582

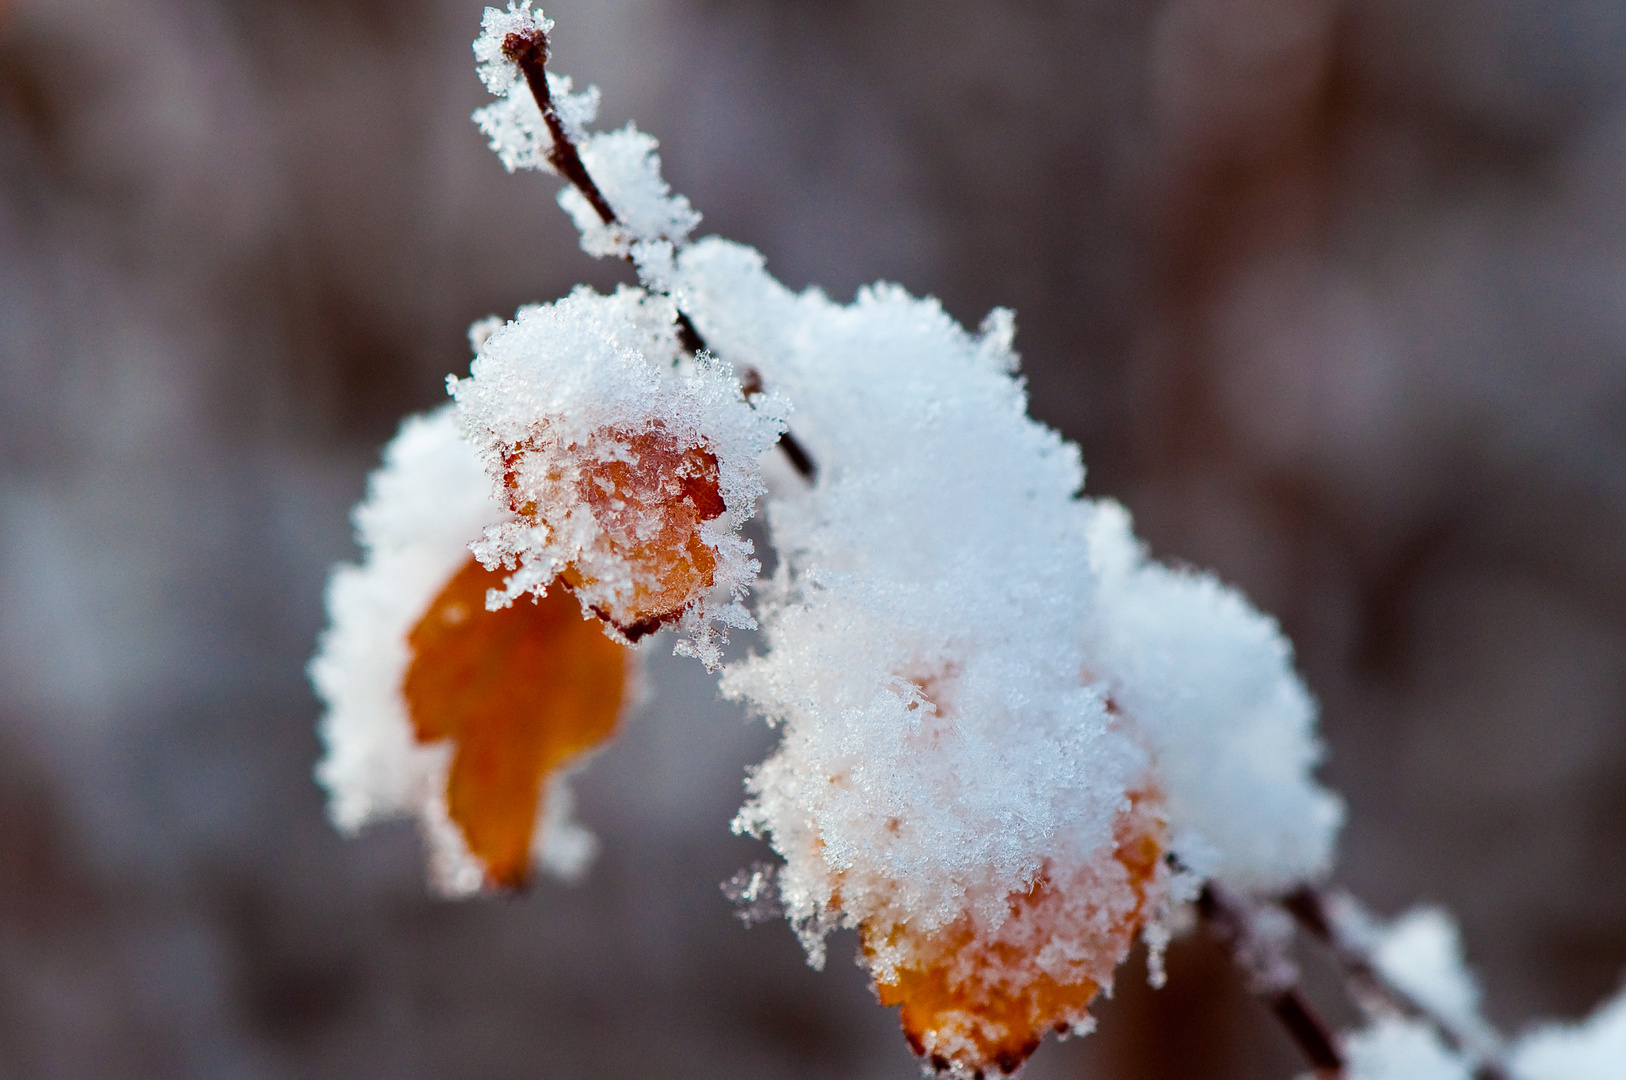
1511 983 1626 1080
1082 501 1343 893
1345 1016 1474 1080
1371 907 1499 1057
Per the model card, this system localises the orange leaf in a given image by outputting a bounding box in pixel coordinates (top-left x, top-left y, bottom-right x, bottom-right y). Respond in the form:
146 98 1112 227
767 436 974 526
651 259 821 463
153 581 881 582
503 422 726 639
404 556 629 890
865 789 1166 1076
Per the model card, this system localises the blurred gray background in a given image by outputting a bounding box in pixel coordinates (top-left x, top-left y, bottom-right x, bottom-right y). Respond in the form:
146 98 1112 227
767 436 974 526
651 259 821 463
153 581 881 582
1 0 1623 1076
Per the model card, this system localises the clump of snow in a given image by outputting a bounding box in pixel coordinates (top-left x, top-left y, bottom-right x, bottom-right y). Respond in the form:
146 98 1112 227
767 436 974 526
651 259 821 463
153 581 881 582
1345 1016 1474 1080
704 247 1154 964
672 237 1338 982
450 285 786 668
1371 907 1498 1055
1082 503 1344 893
1510 983 1626 1080
309 406 608 894
560 126 701 258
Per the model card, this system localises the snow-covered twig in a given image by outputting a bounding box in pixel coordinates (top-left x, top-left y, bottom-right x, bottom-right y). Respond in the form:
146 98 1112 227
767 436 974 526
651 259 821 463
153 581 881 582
498 17 816 480
1285 887 1511 1080
501 22 617 225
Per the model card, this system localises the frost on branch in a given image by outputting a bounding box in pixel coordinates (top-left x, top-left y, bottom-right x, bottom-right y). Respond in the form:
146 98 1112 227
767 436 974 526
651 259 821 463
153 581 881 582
561 126 701 261
472 2 698 262
1356 903 1500 1057
473 65 599 175
310 408 629 893
471 3 596 173
450 285 786 668
1318 896 1626 1079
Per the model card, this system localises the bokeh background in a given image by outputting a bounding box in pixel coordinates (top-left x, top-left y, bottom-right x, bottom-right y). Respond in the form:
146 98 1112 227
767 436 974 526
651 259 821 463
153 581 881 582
2 0 1623 1076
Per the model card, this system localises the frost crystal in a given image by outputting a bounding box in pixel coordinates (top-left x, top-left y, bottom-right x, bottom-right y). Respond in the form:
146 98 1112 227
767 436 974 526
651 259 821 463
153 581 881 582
472 2 552 96
474 70 600 175
471 3 697 259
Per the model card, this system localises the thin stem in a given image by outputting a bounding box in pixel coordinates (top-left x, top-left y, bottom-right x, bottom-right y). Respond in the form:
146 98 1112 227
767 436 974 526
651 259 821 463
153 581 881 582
1273 989 1346 1074
775 430 817 481
1199 882 1345 1076
502 28 617 225
675 311 708 356
738 367 817 481
502 27 818 483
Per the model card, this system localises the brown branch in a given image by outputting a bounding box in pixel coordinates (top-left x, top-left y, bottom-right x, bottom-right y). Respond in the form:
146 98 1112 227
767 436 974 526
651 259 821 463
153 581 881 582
1199 883 1344 1076
1273 990 1346 1075
500 27 818 485
675 311 708 357
1284 887 1511 1080
738 366 816 481
502 28 617 225
775 430 817 481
